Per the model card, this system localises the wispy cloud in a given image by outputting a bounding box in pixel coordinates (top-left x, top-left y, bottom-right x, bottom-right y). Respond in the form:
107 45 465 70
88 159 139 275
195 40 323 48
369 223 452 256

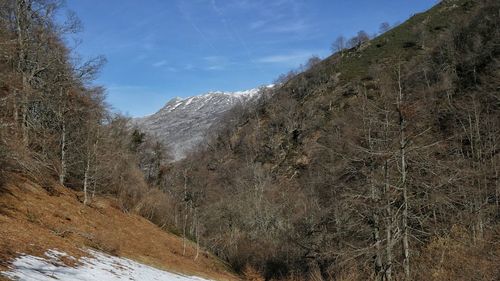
177 1 217 52
210 0 255 67
151 60 178 72
256 50 320 66
132 53 149 63
203 56 226 63
203 55 230 71
238 0 310 34
249 20 267 30
224 0 301 13
205 65 224 71
151 56 232 72
152 60 168 67
265 21 310 33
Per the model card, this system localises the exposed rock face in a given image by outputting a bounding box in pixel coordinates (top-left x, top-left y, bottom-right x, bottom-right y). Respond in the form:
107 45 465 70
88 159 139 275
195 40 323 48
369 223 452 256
132 88 264 160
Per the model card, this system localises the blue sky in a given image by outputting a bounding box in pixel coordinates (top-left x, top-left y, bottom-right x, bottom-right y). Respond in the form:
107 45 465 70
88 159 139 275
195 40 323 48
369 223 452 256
65 0 438 117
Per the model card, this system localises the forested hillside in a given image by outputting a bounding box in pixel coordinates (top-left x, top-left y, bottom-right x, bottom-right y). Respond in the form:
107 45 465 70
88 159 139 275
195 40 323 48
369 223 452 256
1 0 499 280
156 0 499 280
0 0 167 216
0 1 236 279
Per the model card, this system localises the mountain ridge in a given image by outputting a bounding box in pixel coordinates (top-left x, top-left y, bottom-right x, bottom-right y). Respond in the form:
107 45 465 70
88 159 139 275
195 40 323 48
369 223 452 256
132 86 271 160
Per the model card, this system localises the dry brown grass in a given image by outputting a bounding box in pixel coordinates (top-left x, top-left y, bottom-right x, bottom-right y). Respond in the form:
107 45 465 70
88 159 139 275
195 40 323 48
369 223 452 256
414 225 500 281
0 173 239 280
242 264 264 281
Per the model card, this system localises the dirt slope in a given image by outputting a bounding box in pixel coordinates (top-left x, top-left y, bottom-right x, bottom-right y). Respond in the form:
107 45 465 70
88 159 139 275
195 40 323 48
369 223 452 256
0 173 239 281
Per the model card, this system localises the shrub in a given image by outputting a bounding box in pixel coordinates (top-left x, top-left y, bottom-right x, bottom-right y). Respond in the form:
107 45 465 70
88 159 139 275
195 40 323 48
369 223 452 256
414 225 500 281
0 142 9 191
243 264 264 281
133 188 176 228
86 231 121 256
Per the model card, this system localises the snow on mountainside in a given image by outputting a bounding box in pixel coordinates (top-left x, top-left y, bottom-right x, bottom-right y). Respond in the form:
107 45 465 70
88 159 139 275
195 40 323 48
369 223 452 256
132 86 270 160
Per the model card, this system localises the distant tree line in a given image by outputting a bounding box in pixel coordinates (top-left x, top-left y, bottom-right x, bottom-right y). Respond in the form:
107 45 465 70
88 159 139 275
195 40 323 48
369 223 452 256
331 22 393 54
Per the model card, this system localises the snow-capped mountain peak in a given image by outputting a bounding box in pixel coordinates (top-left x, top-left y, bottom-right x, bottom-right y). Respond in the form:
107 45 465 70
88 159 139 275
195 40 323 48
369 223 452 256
132 86 270 160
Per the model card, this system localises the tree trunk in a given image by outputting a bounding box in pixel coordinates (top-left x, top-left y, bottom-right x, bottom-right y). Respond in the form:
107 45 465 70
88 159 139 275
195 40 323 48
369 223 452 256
83 157 90 205
194 208 200 261
373 210 383 280
362 90 383 280
183 170 188 256
59 122 66 186
401 140 410 279
397 64 411 280
21 79 29 146
15 0 30 147
384 160 393 281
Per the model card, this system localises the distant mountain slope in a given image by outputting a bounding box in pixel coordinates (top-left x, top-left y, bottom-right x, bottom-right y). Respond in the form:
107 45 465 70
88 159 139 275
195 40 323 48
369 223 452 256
132 87 267 160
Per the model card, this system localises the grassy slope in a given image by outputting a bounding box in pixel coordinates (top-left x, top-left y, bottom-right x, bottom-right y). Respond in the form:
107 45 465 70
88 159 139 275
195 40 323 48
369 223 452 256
0 173 239 281
255 0 475 173
313 0 469 82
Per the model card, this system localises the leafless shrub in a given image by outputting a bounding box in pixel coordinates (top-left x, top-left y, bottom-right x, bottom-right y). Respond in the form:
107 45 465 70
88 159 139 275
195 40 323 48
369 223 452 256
134 188 176 228
331 36 346 54
86 231 121 256
243 265 264 281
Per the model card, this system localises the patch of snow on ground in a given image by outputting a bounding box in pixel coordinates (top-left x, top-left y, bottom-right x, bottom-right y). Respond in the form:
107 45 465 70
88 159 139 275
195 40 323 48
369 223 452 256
1 249 214 281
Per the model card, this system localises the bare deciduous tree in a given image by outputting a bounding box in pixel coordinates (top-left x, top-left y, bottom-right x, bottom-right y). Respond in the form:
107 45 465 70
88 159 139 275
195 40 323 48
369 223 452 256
331 35 346 54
